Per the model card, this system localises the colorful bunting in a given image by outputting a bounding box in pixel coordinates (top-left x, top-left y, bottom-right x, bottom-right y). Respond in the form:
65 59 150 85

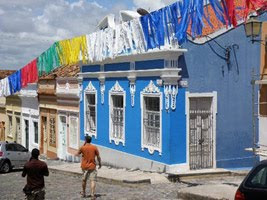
2 0 266 97
0 77 11 97
8 70 22 95
21 59 38 88
37 42 60 76
58 35 88 65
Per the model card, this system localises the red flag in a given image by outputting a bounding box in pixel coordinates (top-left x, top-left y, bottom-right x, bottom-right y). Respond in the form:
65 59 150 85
225 0 238 27
244 0 267 20
21 59 38 88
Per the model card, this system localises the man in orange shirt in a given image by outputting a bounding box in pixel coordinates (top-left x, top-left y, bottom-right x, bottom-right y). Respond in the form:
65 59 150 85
76 135 101 199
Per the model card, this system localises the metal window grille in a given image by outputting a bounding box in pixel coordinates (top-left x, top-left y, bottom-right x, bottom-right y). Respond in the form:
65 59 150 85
49 117 56 147
34 122 38 144
111 95 124 140
86 94 96 133
143 97 160 148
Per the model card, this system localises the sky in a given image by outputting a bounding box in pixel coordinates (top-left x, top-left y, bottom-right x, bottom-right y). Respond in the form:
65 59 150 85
0 0 178 70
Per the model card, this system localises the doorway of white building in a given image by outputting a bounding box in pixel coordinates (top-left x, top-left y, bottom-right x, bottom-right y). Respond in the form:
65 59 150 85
24 119 29 150
58 115 67 160
186 92 217 170
15 117 21 144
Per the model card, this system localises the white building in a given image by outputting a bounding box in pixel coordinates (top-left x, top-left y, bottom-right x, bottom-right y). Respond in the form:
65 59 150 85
19 83 39 151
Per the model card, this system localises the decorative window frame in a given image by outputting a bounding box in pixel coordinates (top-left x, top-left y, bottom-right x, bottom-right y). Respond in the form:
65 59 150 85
84 81 97 138
49 115 56 148
164 84 178 111
140 81 163 155
69 114 79 150
109 81 126 146
58 113 67 148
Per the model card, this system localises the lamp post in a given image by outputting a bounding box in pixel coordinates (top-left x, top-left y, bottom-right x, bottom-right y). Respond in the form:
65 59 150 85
244 16 262 43
244 16 263 159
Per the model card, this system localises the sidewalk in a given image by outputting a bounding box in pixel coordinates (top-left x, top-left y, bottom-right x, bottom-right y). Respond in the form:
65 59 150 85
47 160 248 200
47 161 170 184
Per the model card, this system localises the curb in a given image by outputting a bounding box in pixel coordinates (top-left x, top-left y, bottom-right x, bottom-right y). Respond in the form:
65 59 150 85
48 167 151 185
178 192 228 200
168 171 232 182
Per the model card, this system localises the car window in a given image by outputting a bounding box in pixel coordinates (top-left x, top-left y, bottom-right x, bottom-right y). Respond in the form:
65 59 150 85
5 144 15 151
246 166 267 188
14 144 27 152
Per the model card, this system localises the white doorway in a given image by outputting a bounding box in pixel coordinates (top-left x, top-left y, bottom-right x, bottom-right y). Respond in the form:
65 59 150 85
186 92 217 170
58 115 67 160
24 119 29 150
15 117 21 144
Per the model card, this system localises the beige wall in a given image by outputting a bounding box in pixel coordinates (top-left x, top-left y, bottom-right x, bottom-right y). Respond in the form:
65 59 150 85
0 97 7 141
5 95 22 143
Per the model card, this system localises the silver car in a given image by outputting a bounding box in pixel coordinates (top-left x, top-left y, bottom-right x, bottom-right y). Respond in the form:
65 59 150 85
0 141 31 173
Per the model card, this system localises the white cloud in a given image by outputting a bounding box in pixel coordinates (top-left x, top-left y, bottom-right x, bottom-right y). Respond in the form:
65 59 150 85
0 8 4 15
0 0 125 70
132 0 177 12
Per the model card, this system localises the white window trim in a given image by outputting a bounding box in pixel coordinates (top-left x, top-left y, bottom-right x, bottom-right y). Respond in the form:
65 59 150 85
84 81 97 138
185 92 217 169
109 81 126 146
32 119 39 145
7 114 13 137
140 81 163 155
69 115 79 150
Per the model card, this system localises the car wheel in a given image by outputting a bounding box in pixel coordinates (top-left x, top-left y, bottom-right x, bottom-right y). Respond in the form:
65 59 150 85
1 162 11 173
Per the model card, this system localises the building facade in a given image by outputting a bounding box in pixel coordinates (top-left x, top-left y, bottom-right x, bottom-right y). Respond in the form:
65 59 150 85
55 65 80 161
79 13 267 173
80 50 187 172
38 75 58 159
0 97 7 141
5 95 22 143
19 83 39 151
0 70 16 142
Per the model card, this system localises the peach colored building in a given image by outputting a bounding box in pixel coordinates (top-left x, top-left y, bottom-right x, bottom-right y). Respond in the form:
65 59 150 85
38 74 58 159
55 65 80 161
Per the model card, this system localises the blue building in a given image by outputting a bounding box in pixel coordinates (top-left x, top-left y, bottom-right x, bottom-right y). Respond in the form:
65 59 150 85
79 12 267 173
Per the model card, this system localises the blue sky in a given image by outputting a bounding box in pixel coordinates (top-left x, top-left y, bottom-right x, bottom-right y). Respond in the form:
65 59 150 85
0 0 177 70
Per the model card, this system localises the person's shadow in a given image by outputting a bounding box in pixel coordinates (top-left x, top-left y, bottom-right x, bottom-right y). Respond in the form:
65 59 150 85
84 193 106 199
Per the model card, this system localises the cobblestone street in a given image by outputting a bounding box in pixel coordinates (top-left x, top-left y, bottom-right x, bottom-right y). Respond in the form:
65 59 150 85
0 169 246 200
0 170 185 200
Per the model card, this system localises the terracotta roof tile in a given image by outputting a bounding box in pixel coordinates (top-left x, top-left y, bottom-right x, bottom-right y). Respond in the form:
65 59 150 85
39 64 80 79
0 70 16 79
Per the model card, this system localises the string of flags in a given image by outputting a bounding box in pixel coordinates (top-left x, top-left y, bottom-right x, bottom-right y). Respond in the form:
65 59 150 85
0 0 266 97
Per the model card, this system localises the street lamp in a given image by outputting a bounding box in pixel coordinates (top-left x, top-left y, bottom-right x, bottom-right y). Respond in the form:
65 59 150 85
245 16 264 161
244 16 262 43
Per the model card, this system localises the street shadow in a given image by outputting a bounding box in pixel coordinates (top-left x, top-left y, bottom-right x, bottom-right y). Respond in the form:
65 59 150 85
84 193 107 199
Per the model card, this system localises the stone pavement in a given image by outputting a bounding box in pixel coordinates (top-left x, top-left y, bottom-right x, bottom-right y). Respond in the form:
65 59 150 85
46 160 249 200
47 161 170 184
